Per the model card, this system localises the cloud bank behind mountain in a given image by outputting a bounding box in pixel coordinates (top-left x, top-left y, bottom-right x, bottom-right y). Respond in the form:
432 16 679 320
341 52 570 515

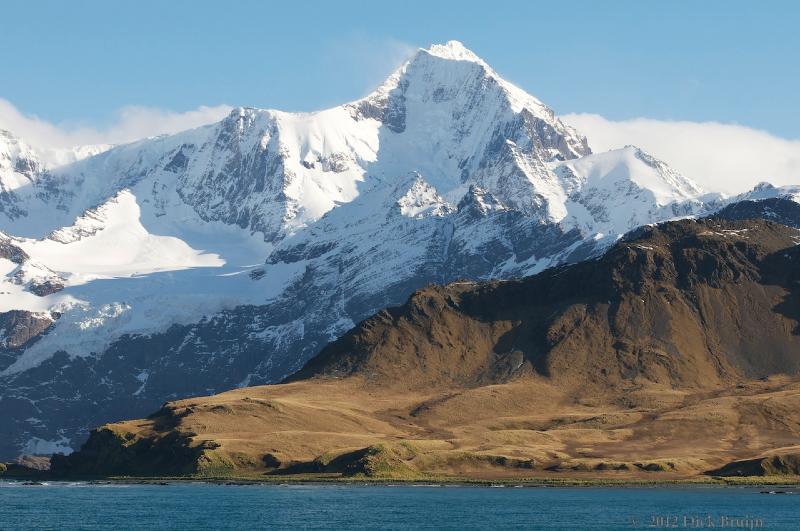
563 113 800 195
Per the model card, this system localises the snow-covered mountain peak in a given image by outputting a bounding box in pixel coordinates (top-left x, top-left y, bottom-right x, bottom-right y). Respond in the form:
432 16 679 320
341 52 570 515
557 145 703 205
356 41 586 139
338 41 593 223
1 129 39 171
0 43 691 246
626 146 703 199
736 182 800 203
424 40 486 64
395 173 454 219
0 130 44 198
396 42 570 121
0 42 620 252
456 185 508 216
552 146 708 236
0 128 110 170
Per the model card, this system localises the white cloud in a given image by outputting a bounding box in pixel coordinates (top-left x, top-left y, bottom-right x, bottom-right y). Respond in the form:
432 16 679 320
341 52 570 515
0 98 232 151
562 113 800 195
324 34 416 97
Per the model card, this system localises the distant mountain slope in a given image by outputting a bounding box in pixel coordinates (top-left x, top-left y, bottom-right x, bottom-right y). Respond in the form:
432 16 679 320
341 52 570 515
292 218 800 388
0 41 796 459
713 197 800 228
50 218 800 480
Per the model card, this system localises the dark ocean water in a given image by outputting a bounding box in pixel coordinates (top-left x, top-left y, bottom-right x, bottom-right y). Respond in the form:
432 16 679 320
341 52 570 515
0 481 794 530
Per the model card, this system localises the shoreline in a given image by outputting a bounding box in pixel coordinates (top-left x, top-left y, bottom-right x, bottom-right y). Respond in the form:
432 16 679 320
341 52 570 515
4 473 800 488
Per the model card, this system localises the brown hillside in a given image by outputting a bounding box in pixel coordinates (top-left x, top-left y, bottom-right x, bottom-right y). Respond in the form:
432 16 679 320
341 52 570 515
293 218 800 390
48 218 800 481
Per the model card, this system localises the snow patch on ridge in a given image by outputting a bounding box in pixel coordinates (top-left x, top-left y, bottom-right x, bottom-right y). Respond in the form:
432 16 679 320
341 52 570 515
0 189 273 375
20 190 224 286
22 435 73 456
396 175 453 218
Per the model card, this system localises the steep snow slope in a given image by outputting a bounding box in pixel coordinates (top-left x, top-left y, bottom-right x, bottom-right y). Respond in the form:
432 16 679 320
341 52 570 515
0 185 270 375
0 41 793 458
23 190 223 283
0 130 110 236
554 146 710 238
0 130 42 194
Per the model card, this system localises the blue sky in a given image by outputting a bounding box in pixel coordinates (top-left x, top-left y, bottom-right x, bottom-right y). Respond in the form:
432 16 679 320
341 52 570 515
1 0 798 137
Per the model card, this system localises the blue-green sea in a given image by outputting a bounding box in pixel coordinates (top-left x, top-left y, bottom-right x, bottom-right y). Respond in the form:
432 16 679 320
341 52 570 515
0 481 795 530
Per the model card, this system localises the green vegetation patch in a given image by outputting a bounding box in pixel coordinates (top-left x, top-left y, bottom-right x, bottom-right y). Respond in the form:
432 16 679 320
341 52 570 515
324 444 422 479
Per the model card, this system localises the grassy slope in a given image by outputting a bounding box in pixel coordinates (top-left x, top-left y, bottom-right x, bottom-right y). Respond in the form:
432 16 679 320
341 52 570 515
47 219 800 482
48 375 800 482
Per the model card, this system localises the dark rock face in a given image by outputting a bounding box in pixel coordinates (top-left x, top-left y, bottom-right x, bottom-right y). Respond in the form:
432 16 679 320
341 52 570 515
50 426 203 477
27 280 64 296
292 219 800 390
0 239 28 264
352 76 408 134
708 453 800 477
520 109 591 160
713 197 800 228
163 145 192 173
14 454 50 471
0 310 55 350
174 111 290 240
0 305 305 460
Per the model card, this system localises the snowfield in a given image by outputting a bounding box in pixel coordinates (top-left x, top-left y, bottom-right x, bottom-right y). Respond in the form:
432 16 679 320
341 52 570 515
20 190 224 283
